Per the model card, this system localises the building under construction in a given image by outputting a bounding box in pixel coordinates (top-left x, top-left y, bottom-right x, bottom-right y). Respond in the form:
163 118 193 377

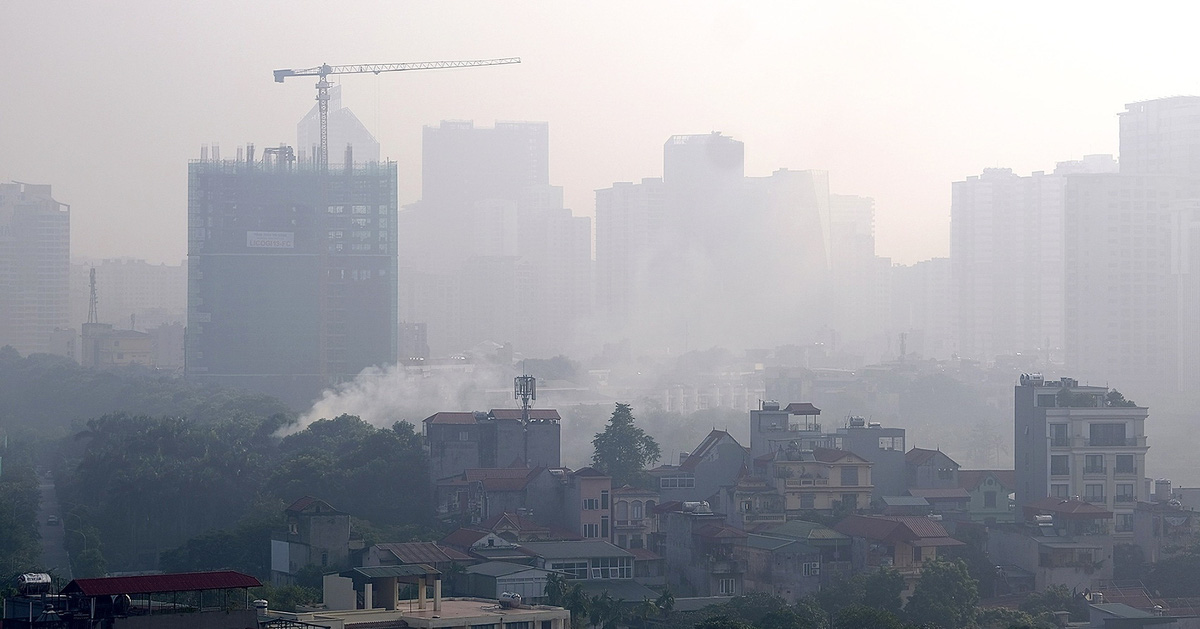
186 147 397 406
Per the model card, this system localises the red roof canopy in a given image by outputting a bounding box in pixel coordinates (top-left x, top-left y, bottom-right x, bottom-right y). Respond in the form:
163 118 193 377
62 571 260 597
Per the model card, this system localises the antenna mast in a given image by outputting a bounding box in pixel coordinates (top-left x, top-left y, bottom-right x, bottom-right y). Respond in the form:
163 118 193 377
514 374 536 424
87 267 98 324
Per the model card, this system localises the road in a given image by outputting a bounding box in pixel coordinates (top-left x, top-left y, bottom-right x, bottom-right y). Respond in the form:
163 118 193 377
36 476 72 580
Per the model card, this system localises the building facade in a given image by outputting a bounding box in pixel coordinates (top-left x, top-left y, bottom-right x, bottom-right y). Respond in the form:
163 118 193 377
186 153 397 406
0 182 70 356
1014 374 1149 537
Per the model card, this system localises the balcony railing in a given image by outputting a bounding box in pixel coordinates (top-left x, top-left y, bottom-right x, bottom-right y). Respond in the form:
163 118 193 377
1114 495 1136 504
1084 495 1106 504
1114 467 1138 476
743 513 786 523
1088 437 1146 447
1051 438 1071 447
785 478 829 487
1084 466 1107 475
706 558 747 574
615 519 646 529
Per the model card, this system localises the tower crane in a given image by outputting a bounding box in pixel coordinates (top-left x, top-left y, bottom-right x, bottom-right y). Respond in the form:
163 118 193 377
273 57 521 170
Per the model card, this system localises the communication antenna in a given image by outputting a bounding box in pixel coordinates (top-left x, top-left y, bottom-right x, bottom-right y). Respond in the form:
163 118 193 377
87 267 98 324
514 374 536 424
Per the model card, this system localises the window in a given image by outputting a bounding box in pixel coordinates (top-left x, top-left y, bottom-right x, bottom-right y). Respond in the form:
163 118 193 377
601 516 610 539
840 466 859 486
550 561 589 579
583 523 599 538
632 501 643 519
590 556 631 579
1050 423 1069 446
912 546 923 563
984 491 997 508
803 562 820 576
615 501 629 520
800 493 815 509
631 535 643 549
1051 455 1069 476
659 475 695 489
583 498 599 510
1084 484 1105 503
1116 484 1135 502
1090 423 1128 446
617 534 627 548
1051 484 1069 499
1116 455 1136 473
601 490 610 509
321 552 328 566
841 494 858 510
459 431 470 441
719 578 735 595
1085 455 1106 474
1116 513 1134 532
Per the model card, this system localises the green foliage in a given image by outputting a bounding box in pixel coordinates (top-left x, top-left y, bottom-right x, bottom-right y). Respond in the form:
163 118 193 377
1056 388 1097 408
1145 548 1200 597
1113 543 1147 581
904 558 980 629
834 604 905 629
976 606 1049 629
1018 584 1089 621
945 524 995 597
592 403 661 488
1106 389 1137 407
693 615 752 629
862 567 905 615
0 442 44 576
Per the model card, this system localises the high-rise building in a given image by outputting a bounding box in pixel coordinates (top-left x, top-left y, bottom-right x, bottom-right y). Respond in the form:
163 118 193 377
596 134 836 351
1119 96 1200 177
0 182 70 356
186 151 397 406
70 258 186 330
399 121 589 357
297 85 380 168
1014 374 1148 537
890 258 953 361
951 156 1117 365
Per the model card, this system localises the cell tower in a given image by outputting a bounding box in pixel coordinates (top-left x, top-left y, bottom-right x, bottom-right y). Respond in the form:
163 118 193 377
87 267 98 324
514 374 536 424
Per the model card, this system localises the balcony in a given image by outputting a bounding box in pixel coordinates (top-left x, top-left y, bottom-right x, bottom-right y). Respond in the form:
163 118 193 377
1114 495 1136 504
1088 437 1147 447
1084 495 1107 504
615 519 647 529
1114 467 1138 476
743 513 786 524
706 558 747 574
785 478 829 487
1083 466 1107 476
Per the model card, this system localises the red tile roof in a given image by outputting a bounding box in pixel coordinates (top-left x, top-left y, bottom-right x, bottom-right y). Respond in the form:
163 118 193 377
958 470 1016 491
460 467 543 491
440 528 490 549
783 402 821 415
62 571 260 597
423 412 478 425
629 548 663 561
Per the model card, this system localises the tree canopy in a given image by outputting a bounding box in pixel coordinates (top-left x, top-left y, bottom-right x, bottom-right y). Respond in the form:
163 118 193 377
592 403 661 487
904 558 980 629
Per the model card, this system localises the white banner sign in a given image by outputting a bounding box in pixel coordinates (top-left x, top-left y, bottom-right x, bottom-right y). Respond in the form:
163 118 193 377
246 231 295 249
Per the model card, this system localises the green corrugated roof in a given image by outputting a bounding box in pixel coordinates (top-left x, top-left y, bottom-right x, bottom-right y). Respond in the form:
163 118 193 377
745 534 818 554
760 520 849 544
342 565 440 580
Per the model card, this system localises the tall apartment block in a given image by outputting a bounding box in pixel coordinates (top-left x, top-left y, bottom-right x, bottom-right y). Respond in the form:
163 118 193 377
186 152 397 406
1014 374 1148 536
398 121 590 357
1119 96 1200 177
0 182 70 356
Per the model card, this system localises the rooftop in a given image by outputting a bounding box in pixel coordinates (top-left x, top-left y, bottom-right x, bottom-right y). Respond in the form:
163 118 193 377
519 540 631 560
62 571 260 597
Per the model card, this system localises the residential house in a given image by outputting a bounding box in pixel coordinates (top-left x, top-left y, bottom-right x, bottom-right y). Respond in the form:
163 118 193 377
1132 499 1200 564
907 488 971 517
434 466 553 524
612 485 658 550
517 539 660 601
565 467 613 540
740 533 824 602
958 469 1016 524
663 503 748 597
270 497 363 586
458 561 559 603
905 448 960 490
751 520 852 578
440 529 531 564
720 470 786 530
833 515 964 596
424 408 562 484
987 497 1114 591
757 447 873 514
649 429 749 504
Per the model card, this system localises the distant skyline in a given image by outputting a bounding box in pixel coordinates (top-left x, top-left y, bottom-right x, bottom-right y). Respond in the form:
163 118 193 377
3 1 1198 265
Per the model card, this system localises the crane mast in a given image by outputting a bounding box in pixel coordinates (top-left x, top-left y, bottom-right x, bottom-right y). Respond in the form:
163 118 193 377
273 57 521 170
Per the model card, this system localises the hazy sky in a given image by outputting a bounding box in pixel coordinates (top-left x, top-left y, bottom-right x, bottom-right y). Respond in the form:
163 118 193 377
3 1 1197 265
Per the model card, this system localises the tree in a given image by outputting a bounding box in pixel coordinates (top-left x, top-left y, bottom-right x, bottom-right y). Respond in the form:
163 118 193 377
693 616 752 629
904 558 980 629
860 567 904 615
1019 584 1089 621
592 403 661 488
834 604 904 629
